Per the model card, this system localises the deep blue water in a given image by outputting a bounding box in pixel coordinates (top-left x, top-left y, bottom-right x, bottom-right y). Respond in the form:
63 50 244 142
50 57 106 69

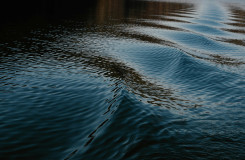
1 0 245 159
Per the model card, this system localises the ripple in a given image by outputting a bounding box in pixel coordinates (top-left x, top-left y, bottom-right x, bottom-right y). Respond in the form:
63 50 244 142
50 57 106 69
1 0 245 159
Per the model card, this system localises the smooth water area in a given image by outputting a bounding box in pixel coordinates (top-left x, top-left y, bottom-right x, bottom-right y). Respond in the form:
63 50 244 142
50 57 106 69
1 0 245 159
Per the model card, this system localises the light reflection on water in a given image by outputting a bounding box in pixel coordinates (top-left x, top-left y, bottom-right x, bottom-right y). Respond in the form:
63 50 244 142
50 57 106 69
0 0 245 159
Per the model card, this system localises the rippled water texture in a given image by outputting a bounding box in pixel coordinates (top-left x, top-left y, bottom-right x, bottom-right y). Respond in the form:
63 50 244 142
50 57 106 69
1 0 245 159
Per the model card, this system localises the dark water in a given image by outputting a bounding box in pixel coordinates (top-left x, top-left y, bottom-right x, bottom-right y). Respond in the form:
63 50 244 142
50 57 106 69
1 0 245 159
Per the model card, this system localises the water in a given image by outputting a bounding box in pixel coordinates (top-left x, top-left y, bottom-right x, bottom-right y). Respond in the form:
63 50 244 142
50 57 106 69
1 0 245 159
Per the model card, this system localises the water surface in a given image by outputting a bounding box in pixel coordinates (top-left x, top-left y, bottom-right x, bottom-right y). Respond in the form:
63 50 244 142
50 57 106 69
1 0 245 159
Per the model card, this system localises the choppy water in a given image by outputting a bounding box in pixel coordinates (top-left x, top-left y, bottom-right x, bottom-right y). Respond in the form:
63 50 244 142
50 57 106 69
1 0 245 159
